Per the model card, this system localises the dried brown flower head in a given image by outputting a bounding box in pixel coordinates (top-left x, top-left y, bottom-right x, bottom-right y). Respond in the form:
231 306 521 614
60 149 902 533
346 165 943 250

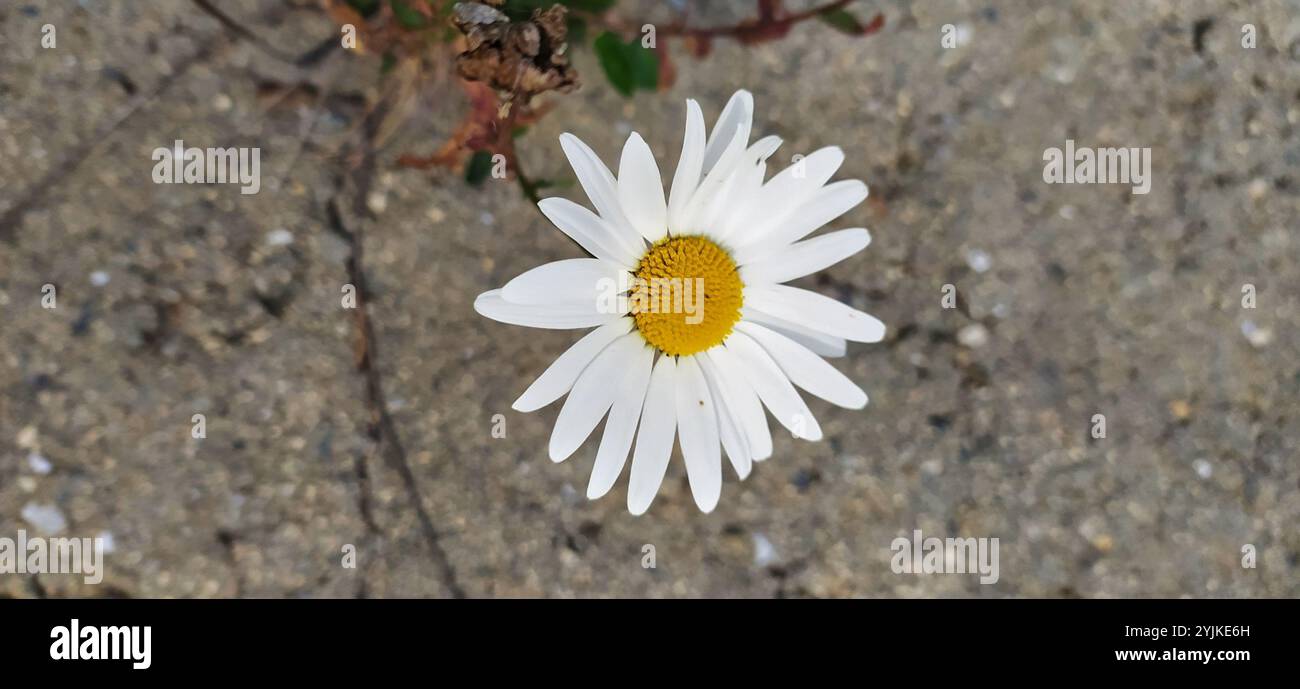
453 2 579 100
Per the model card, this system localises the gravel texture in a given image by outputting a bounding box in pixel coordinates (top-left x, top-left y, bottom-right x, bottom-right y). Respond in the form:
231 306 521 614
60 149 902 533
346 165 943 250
1 0 1297 598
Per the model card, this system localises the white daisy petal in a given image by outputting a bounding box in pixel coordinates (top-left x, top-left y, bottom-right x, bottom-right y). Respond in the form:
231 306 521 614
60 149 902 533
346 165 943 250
617 132 669 243
732 180 868 264
705 136 781 241
712 161 768 244
739 228 871 284
512 318 634 412
736 321 867 409
744 284 886 343
733 146 845 245
675 355 722 513
742 308 847 358
697 174 739 238
502 258 629 306
549 332 645 462
474 289 618 330
767 146 845 198
698 171 743 239
680 124 748 233
587 340 654 499
705 345 773 461
628 356 677 515
557 134 645 256
698 353 752 479
702 89 753 175
732 133 781 171
667 99 706 234
537 197 643 268
559 134 625 222
725 332 824 441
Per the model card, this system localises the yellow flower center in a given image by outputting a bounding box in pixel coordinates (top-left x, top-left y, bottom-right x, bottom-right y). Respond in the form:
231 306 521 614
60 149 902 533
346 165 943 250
631 235 743 357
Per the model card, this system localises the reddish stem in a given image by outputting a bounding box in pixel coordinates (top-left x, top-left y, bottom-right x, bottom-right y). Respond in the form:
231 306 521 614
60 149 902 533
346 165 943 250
597 0 859 42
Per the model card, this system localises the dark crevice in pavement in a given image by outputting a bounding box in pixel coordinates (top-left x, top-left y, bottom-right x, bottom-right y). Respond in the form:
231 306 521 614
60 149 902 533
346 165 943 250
0 1 309 243
328 124 467 597
0 39 226 243
353 448 382 535
28 575 48 599
183 0 420 598
352 447 382 600
191 0 319 66
215 529 245 598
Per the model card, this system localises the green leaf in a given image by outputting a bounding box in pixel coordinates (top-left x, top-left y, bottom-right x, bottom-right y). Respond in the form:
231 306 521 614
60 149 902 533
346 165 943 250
464 151 494 187
532 177 574 190
559 0 616 12
501 0 547 21
390 0 428 29
347 0 381 17
594 31 657 97
817 8 865 34
594 32 634 96
630 41 658 91
565 15 587 44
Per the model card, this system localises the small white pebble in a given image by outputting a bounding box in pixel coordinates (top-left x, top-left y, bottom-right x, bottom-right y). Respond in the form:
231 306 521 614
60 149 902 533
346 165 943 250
479 211 496 226
1059 204 1076 220
921 459 944 475
1193 459 1213 479
27 452 52 474
16 425 38 449
952 23 973 47
752 533 778 568
1247 178 1269 201
426 206 446 223
22 502 68 534
213 93 233 112
90 271 110 287
965 248 991 273
958 323 989 348
1241 320 1273 348
265 228 294 246
1051 64 1077 84
366 191 388 214
97 531 117 553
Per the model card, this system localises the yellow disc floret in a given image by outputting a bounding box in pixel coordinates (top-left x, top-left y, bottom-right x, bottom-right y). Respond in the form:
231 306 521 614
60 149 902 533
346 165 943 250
631 235 743 357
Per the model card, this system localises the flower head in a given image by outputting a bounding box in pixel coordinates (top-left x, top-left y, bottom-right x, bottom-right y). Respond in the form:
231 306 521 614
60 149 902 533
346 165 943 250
475 90 884 514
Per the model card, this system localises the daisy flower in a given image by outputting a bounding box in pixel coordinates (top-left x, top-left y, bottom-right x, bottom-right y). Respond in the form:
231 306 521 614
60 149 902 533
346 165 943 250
475 90 884 515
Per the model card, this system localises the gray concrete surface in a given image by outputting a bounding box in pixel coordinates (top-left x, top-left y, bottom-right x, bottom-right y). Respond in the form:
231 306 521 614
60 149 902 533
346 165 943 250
1 0 1297 597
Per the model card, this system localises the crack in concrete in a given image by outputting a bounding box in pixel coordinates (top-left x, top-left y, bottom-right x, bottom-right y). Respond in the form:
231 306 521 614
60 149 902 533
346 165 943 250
0 41 226 242
328 151 467 598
